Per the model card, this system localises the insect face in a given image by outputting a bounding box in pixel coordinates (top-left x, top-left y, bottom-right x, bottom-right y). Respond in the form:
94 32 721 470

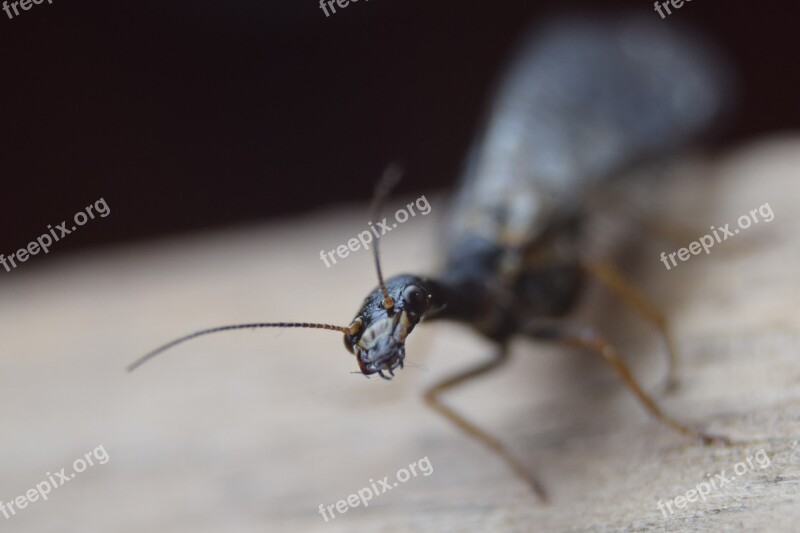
345 275 436 379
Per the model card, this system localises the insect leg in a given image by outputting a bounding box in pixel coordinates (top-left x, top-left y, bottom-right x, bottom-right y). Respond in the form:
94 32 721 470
423 344 548 500
581 261 679 392
524 320 729 445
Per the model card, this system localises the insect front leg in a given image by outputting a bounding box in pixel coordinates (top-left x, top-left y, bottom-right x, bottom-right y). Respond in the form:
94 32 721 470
422 343 548 500
522 320 730 446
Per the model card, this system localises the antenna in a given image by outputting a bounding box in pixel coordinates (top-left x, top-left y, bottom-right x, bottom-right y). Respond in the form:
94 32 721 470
369 164 403 310
127 321 358 372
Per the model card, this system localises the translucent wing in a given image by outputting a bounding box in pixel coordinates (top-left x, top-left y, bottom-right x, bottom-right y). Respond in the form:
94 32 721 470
446 14 733 253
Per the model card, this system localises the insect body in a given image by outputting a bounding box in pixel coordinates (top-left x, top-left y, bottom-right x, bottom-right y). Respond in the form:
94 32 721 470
130 14 732 495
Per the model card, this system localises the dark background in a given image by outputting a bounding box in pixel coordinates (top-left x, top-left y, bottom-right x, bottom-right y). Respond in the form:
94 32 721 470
1 0 798 259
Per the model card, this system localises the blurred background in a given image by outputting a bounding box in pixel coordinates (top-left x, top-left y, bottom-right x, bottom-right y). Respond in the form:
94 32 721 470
1 0 799 257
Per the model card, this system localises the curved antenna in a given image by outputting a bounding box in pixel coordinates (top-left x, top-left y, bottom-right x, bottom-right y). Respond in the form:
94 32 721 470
369 164 403 310
127 321 357 372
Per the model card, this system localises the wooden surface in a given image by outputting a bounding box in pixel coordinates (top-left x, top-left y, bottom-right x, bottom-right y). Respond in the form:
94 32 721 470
1 137 799 532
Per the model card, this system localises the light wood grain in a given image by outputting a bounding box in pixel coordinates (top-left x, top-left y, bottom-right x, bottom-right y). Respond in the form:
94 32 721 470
1 137 799 532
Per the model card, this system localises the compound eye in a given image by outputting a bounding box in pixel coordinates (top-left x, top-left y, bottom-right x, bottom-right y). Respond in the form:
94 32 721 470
402 285 428 314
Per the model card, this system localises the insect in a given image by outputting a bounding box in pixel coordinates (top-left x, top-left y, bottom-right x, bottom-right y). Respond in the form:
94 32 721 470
129 14 733 499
